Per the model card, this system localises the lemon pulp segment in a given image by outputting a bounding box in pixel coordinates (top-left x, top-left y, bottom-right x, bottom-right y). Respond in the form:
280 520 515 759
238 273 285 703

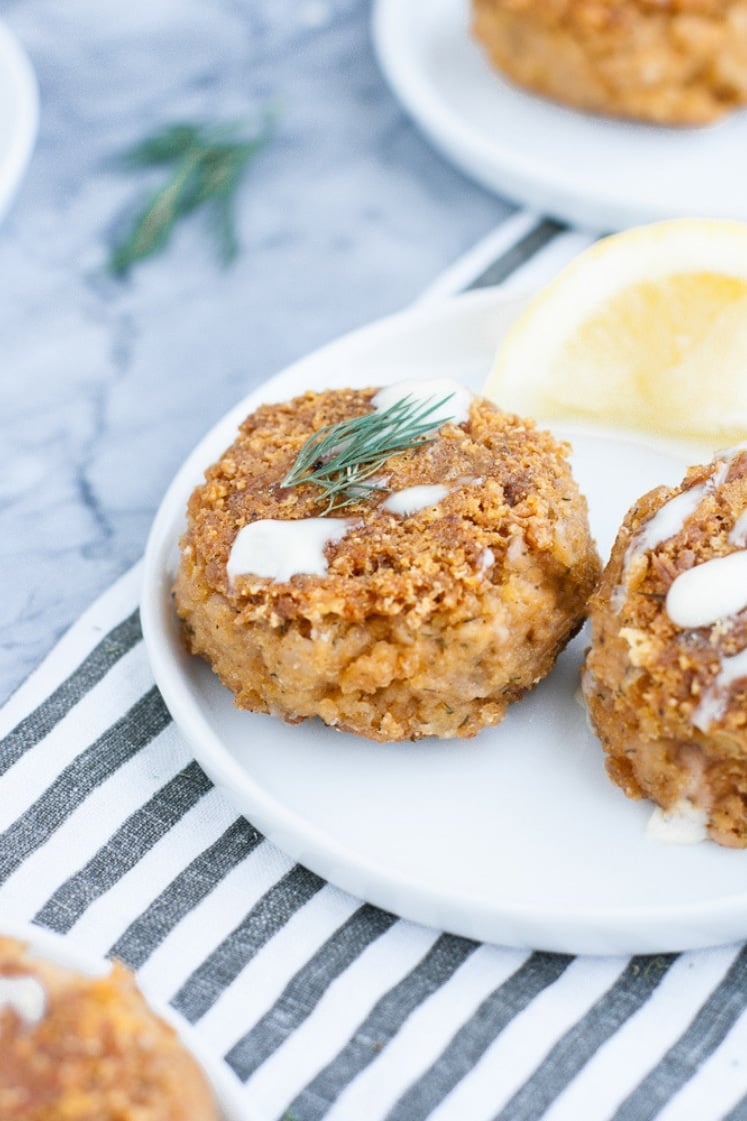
498 272 747 442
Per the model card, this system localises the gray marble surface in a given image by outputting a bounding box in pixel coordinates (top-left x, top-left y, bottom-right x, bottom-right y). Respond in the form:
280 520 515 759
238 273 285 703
0 0 508 704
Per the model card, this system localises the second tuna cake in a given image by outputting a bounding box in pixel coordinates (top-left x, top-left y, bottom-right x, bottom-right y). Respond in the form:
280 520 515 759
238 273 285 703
175 381 600 742
583 446 747 846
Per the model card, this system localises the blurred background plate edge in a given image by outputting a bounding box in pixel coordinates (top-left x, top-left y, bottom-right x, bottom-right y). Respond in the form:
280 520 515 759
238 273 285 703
0 19 39 224
371 0 747 232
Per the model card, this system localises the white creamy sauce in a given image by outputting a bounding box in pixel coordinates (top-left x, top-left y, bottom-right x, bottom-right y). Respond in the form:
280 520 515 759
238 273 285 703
382 484 449 516
226 381 474 584
372 378 473 426
666 550 747 628
477 547 494 574
616 459 731 608
636 486 711 556
227 518 354 583
729 509 747 547
646 800 709 845
693 646 747 732
0 976 46 1027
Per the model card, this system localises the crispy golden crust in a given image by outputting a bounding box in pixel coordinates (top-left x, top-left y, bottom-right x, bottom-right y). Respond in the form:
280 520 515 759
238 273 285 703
0 938 219 1121
174 387 600 742
472 0 747 124
583 450 747 846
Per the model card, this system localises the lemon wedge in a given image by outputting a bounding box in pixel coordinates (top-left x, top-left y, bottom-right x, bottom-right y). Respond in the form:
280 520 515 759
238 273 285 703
484 219 747 443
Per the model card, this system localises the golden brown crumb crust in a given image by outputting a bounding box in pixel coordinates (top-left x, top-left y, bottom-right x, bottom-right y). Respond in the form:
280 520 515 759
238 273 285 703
583 450 747 846
0 937 219 1121
174 387 600 742
472 0 747 124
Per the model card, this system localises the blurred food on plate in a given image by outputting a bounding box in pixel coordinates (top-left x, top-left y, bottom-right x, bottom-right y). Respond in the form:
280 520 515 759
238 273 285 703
0 936 220 1121
472 0 747 124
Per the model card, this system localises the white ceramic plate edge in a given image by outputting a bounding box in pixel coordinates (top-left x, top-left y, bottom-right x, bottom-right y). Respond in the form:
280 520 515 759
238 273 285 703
371 0 602 229
141 287 747 955
0 19 39 222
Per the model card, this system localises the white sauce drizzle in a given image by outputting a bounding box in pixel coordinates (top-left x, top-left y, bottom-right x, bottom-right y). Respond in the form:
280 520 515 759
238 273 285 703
615 458 731 609
646 800 708 845
729 509 747 547
227 518 353 583
382 484 448 516
636 487 711 556
0 976 46 1027
227 382 475 584
693 646 747 732
666 551 747 628
478 547 494 574
372 378 473 426
609 444 747 735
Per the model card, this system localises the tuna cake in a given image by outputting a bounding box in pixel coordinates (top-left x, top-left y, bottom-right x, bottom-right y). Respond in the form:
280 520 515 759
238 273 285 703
583 446 747 847
472 0 747 125
0 936 219 1121
174 379 600 743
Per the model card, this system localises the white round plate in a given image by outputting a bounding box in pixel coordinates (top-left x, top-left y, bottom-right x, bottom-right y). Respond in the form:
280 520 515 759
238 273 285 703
372 0 747 231
142 288 747 956
0 20 38 222
0 922 252 1121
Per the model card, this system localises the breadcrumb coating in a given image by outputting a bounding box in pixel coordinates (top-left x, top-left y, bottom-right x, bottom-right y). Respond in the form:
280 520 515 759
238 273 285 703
175 386 600 742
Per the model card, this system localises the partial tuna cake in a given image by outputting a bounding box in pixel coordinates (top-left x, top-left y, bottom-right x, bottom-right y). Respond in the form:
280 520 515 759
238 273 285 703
583 446 747 846
0 937 219 1120
175 380 600 742
472 0 747 125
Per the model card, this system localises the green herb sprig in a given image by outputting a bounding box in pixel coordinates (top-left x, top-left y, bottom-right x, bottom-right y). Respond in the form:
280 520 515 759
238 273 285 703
281 393 454 514
109 119 271 276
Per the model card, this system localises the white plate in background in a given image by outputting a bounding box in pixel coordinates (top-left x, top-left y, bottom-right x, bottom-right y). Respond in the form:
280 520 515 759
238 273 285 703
141 287 747 957
0 921 252 1121
0 19 38 222
372 0 747 231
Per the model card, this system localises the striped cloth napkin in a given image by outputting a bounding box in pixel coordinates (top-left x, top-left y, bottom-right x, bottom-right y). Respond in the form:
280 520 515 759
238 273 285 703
3 211 747 1121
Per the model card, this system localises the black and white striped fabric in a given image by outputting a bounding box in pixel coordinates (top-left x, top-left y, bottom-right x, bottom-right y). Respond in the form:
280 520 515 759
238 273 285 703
4 212 747 1121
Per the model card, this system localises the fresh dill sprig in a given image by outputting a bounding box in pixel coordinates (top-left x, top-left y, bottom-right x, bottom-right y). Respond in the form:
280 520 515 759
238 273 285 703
109 118 271 277
281 393 454 513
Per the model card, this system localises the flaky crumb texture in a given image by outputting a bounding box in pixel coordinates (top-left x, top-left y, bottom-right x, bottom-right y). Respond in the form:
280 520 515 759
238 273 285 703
175 388 600 742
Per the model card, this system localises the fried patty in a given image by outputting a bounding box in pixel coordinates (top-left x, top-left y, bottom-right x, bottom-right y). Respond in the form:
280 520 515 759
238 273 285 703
584 447 747 846
0 938 219 1120
175 385 599 742
473 0 747 124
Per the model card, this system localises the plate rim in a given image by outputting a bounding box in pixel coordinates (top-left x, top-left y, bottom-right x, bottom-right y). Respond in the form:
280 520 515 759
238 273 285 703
370 0 740 231
0 18 39 222
141 286 747 956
